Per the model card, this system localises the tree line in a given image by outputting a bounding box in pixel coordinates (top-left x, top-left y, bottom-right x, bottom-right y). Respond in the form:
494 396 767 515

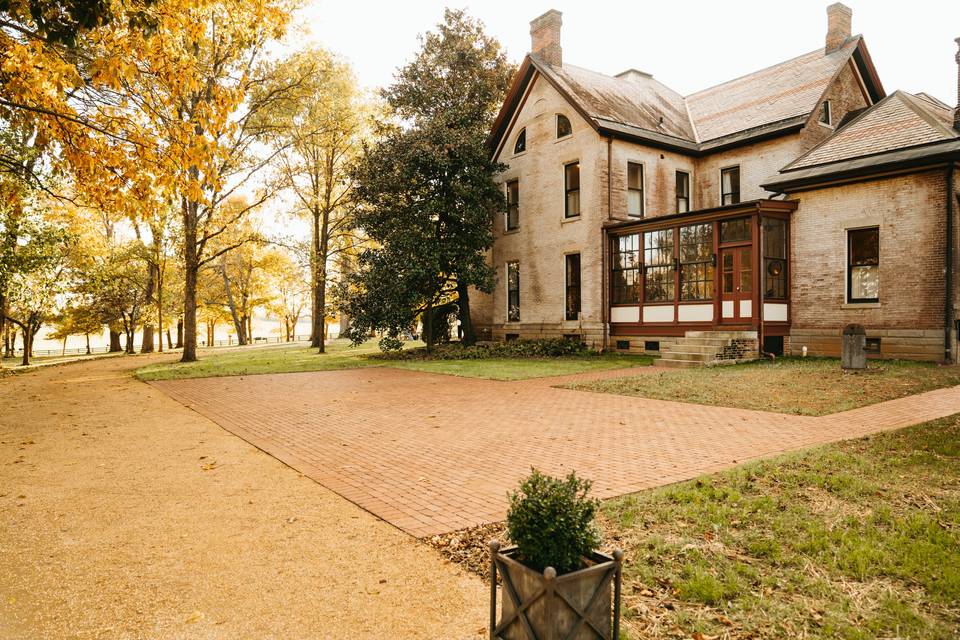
1 0 513 367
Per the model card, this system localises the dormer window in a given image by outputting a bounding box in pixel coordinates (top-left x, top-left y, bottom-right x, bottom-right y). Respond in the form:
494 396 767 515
556 114 572 138
819 100 832 126
514 128 526 154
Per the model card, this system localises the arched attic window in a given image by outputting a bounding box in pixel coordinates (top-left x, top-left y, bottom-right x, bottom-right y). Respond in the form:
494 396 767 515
514 128 526 154
556 114 572 138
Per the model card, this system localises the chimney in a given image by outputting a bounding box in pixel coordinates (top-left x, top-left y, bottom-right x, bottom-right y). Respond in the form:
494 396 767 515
825 3 852 54
954 38 960 130
530 9 562 67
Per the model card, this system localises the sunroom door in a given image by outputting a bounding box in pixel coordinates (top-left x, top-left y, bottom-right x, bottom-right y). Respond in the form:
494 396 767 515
720 247 752 322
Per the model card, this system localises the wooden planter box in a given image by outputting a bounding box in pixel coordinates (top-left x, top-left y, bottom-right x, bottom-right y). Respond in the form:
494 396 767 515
488 542 623 640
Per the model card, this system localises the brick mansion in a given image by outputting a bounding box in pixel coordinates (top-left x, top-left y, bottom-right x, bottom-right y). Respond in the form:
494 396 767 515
471 4 960 365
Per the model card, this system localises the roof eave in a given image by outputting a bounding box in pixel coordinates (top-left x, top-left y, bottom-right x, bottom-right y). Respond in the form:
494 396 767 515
762 139 960 192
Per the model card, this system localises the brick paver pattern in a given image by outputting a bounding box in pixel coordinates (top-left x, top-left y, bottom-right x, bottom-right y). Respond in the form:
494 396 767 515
152 367 960 538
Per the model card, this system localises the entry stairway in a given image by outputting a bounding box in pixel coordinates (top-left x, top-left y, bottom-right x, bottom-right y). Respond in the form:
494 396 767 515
656 330 760 368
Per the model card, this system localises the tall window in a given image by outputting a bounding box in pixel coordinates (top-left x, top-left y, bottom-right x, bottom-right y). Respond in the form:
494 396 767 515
627 162 644 217
721 166 740 206
565 253 581 321
644 229 675 302
763 218 787 299
514 128 526 154
819 101 832 126
676 171 690 213
611 234 640 304
506 180 519 231
557 114 572 138
564 162 580 218
848 227 879 303
507 262 520 321
679 223 714 301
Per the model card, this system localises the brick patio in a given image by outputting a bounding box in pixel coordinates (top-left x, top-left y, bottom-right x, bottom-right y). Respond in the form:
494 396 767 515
152 368 960 538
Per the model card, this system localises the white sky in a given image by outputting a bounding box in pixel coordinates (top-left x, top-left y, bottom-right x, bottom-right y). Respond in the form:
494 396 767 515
295 0 960 104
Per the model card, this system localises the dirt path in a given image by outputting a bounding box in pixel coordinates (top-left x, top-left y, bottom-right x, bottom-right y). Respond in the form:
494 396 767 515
0 355 486 639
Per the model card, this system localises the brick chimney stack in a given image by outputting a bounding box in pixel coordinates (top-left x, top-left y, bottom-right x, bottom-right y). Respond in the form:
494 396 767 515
530 9 562 67
954 38 960 130
825 3 853 54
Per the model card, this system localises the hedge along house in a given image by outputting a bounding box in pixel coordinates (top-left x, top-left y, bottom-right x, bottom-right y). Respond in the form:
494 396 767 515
475 4 960 365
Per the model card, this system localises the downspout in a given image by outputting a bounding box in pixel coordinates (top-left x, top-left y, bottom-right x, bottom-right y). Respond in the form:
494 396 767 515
946 165 955 363
601 135 612 351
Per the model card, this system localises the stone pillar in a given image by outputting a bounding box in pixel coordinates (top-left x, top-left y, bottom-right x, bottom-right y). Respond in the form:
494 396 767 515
841 323 866 370
825 3 852 54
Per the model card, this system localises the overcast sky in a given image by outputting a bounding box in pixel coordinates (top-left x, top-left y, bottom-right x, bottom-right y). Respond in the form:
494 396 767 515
296 0 960 104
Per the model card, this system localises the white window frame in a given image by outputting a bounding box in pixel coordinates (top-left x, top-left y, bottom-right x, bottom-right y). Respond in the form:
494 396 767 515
843 223 881 306
818 100 833 128
555 113 573 140
719 165 741 207
626 160 646 218
676 169 692 213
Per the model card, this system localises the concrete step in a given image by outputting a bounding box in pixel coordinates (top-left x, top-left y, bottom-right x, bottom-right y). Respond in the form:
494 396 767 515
663 337 731 348
659 343 723 355
684 330 758 340
658 350 714 362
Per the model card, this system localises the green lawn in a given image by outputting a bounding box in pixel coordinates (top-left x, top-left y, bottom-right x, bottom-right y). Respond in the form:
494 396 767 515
569 357 960 416
430 416 960 639
390 354 651 381
135 339 652 382
604 414 960 639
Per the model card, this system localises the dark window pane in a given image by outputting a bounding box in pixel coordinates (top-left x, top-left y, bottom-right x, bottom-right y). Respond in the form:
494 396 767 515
514 128 526 154
740 247 752 293
678 223 714 301
762 218 787 299
676 171 690 213
507 262 520 322
565 162 580 218
506 180 519 230
557 114 572 138
848 228 879 302
611 234 640 304
644 230 676 302
628 163 643 216
720 217 750 243
721 167 740 205
565 253 581 321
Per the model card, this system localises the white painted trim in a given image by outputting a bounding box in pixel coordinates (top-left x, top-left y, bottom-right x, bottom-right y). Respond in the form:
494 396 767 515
763 302 788 322
625 159 646 218
611 306 640 323
719 164 740 207
722 300 735 318
643 305 674 323
678 304 713 322
740 300 752 318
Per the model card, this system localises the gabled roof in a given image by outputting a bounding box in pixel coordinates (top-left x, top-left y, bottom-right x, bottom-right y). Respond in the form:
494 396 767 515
489 36 884 157
784 91 958 170
762 91 960 191
686 38 865 143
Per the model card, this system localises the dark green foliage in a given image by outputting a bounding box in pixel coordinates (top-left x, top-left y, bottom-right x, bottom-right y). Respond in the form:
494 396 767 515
506 469 601 574
373 337 593 361
377 335 404 353
0 0 157 47
341 9 515 349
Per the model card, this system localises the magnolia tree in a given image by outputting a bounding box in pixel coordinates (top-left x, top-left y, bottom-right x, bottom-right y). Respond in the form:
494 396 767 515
343 9 514 349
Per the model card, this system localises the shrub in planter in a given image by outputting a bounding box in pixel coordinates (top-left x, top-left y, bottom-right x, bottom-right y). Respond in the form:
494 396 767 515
490 469 623 640
506 469 601 574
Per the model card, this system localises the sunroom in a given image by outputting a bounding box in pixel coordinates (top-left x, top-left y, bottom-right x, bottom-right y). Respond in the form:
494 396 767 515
604 199 796 338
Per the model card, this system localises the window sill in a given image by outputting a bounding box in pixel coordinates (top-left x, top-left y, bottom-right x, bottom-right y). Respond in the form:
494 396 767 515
561 215 581 224
503 228 520 235
817 121 834 130
842 302 881 309
511 151 527 159
555 135 572 143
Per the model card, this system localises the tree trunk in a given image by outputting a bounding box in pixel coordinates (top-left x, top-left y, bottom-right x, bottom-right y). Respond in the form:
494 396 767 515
456 280 477 346
181 198 199 362
109 330 122 353
166 328 173 350
0 292 5 369
125 329 135 354
220 257 247 346
21 324 30 366
247 314 253 343
141 262 156 353
310 210 323 349
62 336 67 356
424 301 434 352
85 333 91 355
176 319 183 349
141 325 155 354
